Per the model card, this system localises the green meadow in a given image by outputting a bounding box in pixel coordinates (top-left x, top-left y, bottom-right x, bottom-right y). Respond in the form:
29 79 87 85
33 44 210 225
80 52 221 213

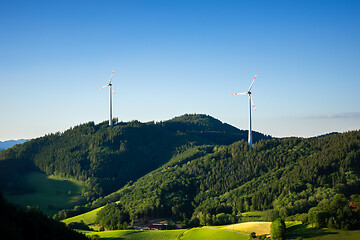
239 211 265 222
4 171 85 216
221 222 271 235
181 228 248 240
285 224 360 240
84 227 360 240
75 222 360 240
63 208 360 240
63 206 103 225
307 230 360 240
84 229 186 240
82 228 247 240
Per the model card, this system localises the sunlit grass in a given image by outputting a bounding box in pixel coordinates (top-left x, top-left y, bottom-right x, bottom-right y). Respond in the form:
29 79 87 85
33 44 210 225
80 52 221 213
239 211 267 222
84 229 185 240
63 206 104 225
222 222 272 235
181 227 248 240
285 220 302 228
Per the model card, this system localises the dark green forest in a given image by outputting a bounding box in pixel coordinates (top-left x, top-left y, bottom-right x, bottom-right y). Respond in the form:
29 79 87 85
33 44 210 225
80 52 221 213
0 192 89 240
1 114 359 232
0 114 269 217
93 130 360 229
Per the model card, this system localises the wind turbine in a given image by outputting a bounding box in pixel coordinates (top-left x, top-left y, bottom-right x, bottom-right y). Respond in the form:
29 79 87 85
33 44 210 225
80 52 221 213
232 73 258 147
99 69 116 126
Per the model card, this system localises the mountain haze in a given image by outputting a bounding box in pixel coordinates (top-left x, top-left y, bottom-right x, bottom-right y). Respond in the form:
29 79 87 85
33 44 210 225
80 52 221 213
0 139 28 150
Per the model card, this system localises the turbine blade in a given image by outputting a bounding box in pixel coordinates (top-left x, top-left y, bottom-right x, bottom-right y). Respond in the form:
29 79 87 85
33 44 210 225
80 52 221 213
250 95 256 111
98 84 109 90
109 68 115 84
111 86 116 96
232 92 248 95
248 73 258 92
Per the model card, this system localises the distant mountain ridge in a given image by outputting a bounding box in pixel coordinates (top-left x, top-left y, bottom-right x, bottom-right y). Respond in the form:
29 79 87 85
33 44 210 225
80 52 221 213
0 139 28 150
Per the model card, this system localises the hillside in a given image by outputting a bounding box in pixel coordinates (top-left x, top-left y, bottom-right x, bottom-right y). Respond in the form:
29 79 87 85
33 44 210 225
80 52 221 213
0 114 270 213
69 130 360 228
0 192 88 240
3 114 359 233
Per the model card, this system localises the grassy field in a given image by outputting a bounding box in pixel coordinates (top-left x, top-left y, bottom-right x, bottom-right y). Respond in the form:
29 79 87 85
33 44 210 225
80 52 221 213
74 221 360 240
63 206 104 226
307 230 360 240
286 223 360 240
80 227 248 240
81 227 360 240
65 209 360 240
239 211 266 222
83 229 186 240
181 228 248 240
4 171 85 216
222 221 271 235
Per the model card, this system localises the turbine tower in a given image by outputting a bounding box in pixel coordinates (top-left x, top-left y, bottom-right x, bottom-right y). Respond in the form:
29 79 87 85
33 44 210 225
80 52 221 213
232 73 258 147
99 69 116 126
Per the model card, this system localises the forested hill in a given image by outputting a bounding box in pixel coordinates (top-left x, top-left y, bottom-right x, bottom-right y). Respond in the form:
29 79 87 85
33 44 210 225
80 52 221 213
0 192 88 240
0 114 269 199
87 130 360 226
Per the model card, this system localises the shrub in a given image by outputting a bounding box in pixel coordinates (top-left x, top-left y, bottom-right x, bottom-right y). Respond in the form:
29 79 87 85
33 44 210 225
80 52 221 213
271 218 286 240
68 221 91 230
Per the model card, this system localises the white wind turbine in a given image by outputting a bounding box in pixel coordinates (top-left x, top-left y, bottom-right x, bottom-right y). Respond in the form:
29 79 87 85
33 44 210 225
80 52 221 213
232 73 258 147
99 69 116 126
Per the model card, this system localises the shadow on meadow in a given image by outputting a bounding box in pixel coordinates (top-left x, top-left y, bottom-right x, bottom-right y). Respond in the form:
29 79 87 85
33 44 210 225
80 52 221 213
286 224 337 239
98 230 144 240
98 238 124 240
98 239 124 240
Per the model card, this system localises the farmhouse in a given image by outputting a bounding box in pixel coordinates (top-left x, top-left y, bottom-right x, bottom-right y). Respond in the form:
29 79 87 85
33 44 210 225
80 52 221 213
149 223 168 230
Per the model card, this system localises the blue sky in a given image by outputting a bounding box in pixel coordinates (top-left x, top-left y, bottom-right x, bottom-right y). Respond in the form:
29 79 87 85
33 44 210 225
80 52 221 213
1 0 359 141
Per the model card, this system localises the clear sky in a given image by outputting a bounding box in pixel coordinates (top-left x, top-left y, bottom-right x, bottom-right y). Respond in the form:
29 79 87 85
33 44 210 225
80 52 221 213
1 0 359 141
